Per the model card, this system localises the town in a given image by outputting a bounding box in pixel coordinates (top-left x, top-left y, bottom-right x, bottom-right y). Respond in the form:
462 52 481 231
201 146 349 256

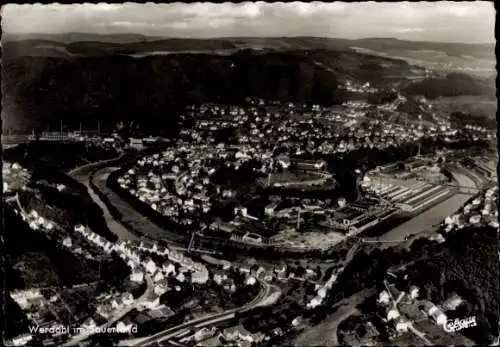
3 3 497 346
4 91 498 347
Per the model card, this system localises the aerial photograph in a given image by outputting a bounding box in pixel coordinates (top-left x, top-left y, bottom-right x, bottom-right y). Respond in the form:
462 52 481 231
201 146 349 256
1 2 498 346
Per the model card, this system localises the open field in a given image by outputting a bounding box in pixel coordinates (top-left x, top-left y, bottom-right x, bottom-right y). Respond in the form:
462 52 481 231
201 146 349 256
271 230 346 250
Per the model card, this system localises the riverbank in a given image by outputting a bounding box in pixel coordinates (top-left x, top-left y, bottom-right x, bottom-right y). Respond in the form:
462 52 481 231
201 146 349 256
376 167 479 243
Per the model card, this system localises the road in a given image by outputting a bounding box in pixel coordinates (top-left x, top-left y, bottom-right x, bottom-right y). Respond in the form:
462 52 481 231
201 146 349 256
67 155 126 177
408 323 433 346
119 281 278 347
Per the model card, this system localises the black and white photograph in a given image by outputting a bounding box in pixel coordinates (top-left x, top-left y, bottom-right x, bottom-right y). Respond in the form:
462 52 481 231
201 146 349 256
1 2 498 346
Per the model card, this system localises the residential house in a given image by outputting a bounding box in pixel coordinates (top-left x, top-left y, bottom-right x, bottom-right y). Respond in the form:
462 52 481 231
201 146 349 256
308 296 323 309
378 291 390 305
74 225 86 233
239 265 251 274
223 325 265 344
7 333 33 346
395 319 408 333
265 202 279 216
292 316 304 327
409 286 420 300
387 308 400 321
176 273 186 283
154 279 169 296
145 259 157 274
192 269 209 284
116 320 133 333
111 297 124 310
62 237 72 248
274 264 287 280
143 297 161 310
97 303 113 319
213 273 226 285
81 317 97 331
153 271 165 283
130 269 144 283
194 327 218 342
245 276 257 286
122 292 134 306
431 308 447 326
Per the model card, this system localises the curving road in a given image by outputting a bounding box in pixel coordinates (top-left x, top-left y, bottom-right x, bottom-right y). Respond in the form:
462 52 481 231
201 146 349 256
119 281 278 347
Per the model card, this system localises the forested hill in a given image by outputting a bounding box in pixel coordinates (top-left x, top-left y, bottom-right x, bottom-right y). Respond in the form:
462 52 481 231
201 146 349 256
402 73 496 100
3 50 344 134
3 41 495 134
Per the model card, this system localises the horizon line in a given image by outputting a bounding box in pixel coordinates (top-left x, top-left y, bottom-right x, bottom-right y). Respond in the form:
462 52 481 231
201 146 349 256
3 33 495 46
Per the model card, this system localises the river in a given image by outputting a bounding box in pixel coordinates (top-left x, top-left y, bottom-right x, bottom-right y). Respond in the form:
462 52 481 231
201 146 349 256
83 170 141 241
377 169 478 242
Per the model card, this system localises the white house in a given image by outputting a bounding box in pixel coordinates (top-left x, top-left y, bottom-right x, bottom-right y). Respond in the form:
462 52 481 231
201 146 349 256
176 273 186 283
144 297 161 310
62 237 72 248
292 316 304 327
245 276 257 286
145 259 157 274
426 304 438 316
318 287 327 299
213 273 225 285
153 271 164 283
431 309 447 326
122 292 134 306
130 269 144 283
308 296 323 309
193 327 217 342
74 224 86 233
337 197 347 208
378 291 390 305
154 284 167 296
469 215 481 225
127 259 136 269
387 309 400 321
275 264 287 279
192 270 209 284
396 319 408 333
8 333 33 346
409 286 420 300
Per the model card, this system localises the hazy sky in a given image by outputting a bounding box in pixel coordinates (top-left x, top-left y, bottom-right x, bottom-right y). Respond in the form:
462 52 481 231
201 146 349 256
2 1 496 43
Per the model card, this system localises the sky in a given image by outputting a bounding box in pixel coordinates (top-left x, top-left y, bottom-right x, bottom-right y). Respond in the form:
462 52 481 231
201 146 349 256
1 1 496 43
